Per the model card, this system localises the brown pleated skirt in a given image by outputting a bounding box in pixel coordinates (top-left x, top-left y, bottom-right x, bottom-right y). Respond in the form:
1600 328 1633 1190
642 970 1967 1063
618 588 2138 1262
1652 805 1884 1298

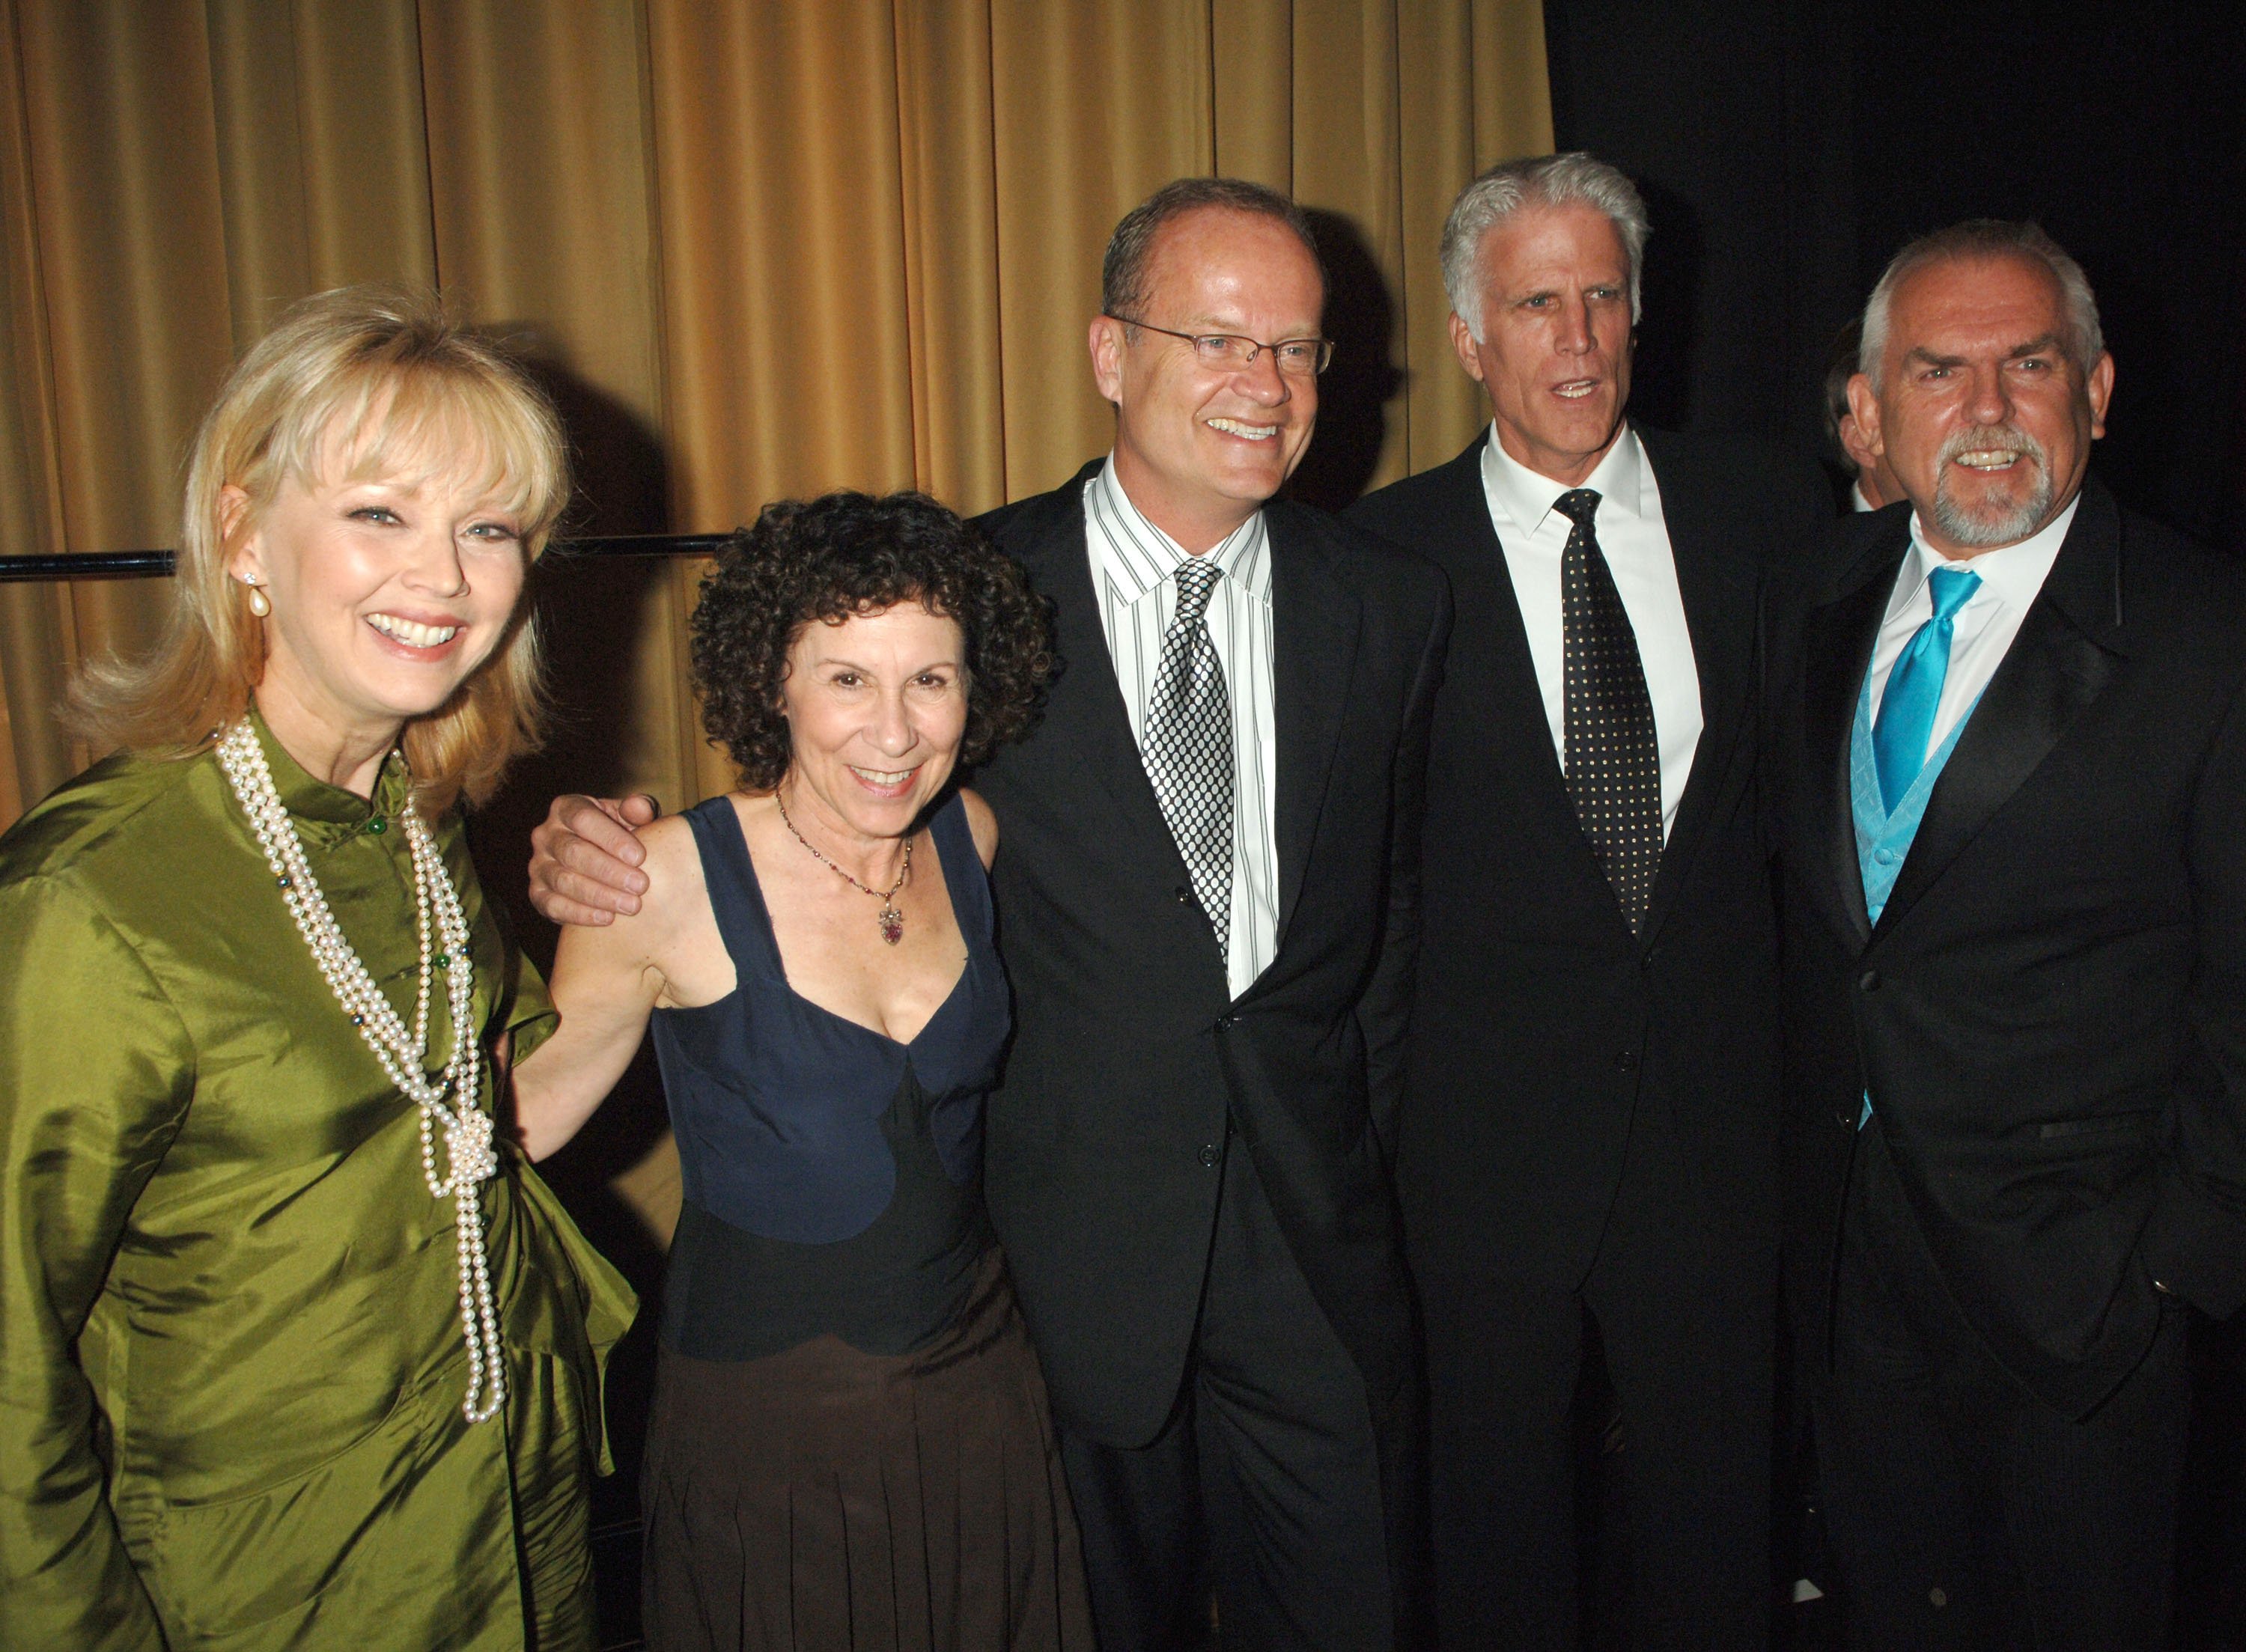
640 1249 1095 1651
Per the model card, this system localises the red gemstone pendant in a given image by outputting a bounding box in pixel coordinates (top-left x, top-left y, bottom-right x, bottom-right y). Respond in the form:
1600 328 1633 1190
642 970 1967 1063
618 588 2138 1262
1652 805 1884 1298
878 906 905 945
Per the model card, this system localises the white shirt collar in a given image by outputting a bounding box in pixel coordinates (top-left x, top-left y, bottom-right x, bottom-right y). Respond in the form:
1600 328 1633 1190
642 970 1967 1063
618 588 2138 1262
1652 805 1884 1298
1089 454 1268 602
1891 490 2083 619
1480 421 1648 538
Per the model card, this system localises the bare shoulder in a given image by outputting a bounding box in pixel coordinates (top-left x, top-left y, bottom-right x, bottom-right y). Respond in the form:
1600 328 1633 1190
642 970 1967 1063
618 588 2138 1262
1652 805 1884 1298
958 787 998 870
567 811 705 965
636 811 710 911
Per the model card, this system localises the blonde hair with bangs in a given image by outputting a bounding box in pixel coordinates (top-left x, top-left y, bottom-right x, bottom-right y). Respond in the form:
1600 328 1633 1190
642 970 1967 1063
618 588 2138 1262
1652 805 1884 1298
67 285 570 809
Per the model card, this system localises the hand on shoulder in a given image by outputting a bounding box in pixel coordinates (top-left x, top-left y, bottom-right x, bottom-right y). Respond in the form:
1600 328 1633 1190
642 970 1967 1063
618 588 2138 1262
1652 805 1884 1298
528 792 658 925
547 809 702 979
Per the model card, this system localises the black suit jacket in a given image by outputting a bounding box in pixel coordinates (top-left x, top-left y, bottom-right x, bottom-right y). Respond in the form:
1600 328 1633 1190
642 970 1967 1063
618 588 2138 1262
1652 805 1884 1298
971 463 1451 1454
1348 428 1829 1289
1767 478 2246 1418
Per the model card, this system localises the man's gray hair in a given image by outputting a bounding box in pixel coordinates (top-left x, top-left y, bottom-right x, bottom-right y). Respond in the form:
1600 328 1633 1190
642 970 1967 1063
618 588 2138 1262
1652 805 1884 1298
1101 177 1321 323
1859 220 2104 387
1440 152 1650 338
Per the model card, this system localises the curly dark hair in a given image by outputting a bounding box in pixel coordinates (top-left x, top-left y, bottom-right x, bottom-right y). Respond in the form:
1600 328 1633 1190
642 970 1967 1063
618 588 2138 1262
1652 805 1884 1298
690 490 1053 791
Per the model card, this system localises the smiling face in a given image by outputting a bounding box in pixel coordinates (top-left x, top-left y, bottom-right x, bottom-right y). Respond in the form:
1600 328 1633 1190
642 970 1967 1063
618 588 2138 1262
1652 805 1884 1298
778 601 970 848
1090 206 1324 552
1852 251 2112 556
1450 201 1635 487
226 419 530 765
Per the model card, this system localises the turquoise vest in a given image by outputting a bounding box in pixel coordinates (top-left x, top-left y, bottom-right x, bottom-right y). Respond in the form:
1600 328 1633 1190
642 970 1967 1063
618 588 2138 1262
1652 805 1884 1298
1851 668 1979 1122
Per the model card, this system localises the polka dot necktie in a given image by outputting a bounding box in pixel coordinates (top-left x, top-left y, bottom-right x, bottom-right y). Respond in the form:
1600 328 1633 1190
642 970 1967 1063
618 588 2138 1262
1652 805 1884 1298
1556 487 1662 934
1143 555 1233 959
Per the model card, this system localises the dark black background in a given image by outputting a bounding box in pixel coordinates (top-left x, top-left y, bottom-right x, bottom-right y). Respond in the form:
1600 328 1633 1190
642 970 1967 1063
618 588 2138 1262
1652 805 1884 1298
1542 0 2246 553
1539 4 2246 1640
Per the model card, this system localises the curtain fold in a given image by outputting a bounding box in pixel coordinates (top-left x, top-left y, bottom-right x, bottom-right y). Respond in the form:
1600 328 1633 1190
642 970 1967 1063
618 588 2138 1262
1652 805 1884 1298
0 0 71 820
0 0 1550 1237
10 1 234 713
206 0 439 341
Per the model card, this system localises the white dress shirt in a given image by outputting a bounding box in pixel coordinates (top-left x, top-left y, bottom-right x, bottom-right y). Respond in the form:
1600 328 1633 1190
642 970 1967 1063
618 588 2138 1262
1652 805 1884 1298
1083 458 1279 999
1479 423 1702 839
1866 493 2080 763
1850 481 1877 513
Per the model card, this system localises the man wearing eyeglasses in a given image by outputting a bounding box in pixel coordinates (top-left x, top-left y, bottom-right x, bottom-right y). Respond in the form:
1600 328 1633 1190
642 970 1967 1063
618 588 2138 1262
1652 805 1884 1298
528 177 1448 1650
971 175 1446 1652
1349 153 1829 1648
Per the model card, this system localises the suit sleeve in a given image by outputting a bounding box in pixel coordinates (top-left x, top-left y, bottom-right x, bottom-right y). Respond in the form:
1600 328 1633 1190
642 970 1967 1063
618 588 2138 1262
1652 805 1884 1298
1359 571 1452 1162
2139 671 2246 1317
0 877 188 1648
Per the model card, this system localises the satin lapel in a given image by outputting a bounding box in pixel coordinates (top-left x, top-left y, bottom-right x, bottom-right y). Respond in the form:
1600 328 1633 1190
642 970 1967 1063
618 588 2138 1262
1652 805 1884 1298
1445 448 1577 809
1419 437 1630 911
1874 487 2127 940
1801 539 1905 948
1413 439 1580 824
1637 445 1756 946
1268 508 1360 945
1009 482 1193 877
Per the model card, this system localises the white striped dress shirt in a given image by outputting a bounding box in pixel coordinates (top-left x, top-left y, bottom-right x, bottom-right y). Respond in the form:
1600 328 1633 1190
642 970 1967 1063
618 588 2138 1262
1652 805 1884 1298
1083 457 1279 999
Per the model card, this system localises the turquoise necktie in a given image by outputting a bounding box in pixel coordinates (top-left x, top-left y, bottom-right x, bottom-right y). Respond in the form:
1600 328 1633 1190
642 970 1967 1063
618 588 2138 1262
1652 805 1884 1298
1872 564 1982 814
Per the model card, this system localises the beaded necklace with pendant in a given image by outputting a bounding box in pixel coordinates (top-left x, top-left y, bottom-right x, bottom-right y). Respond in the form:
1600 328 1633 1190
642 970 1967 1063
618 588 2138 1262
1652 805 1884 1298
214 720 506 1424
772 783 914 944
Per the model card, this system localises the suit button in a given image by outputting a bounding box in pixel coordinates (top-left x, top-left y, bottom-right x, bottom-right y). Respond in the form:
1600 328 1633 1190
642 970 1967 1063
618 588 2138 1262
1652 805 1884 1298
1616 1049 1638 1073
1859 969 1881 992
1836 1110 1855 1128
1175 886 1193 905
1215 1014 1237 1032
1199 1144 1221 1168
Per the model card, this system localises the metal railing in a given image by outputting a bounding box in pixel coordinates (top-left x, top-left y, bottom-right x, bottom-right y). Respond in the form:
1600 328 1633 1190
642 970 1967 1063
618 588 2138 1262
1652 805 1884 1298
0 535 734 583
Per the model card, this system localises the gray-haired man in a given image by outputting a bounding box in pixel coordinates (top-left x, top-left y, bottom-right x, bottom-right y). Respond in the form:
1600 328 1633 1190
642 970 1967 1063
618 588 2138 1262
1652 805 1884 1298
1771 220 2244 1650
1350 153 1829 1648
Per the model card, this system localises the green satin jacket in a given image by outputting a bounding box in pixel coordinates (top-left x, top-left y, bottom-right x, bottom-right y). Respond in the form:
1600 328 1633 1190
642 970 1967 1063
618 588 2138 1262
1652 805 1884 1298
0 719 636 1651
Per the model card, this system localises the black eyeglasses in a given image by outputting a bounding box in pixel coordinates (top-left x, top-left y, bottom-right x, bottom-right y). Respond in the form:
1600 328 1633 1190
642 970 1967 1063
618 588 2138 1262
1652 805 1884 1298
1107 316 1333 377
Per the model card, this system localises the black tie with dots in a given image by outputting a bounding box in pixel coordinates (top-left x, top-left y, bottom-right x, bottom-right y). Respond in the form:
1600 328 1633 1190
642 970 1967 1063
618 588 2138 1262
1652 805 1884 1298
1555 487 1662 933
1143 555 1233 959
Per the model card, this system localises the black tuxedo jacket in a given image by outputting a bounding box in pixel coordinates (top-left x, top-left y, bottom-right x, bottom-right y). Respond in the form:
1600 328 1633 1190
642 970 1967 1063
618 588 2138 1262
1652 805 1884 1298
970 462 1451 1451
1767 478 2246 1418
1348 428 1830 1289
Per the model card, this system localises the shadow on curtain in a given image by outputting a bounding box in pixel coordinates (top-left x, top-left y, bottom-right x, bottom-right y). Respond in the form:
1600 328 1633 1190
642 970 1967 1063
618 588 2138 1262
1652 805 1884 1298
0 0 1550 1253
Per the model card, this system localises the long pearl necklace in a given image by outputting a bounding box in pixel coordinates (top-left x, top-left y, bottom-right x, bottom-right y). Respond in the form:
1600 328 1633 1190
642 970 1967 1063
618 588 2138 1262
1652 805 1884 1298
214 721 506 1424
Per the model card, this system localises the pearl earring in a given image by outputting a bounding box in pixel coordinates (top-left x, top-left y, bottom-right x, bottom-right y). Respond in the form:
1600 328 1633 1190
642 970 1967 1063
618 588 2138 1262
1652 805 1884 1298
243 577 270 618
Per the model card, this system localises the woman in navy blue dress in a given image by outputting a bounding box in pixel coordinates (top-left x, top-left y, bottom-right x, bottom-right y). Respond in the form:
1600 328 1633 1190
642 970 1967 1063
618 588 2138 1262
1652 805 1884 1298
514 492 1088 1651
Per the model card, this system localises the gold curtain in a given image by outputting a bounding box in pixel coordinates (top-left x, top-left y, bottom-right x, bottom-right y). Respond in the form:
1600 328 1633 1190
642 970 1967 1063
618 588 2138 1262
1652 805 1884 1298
0 0 1550 1232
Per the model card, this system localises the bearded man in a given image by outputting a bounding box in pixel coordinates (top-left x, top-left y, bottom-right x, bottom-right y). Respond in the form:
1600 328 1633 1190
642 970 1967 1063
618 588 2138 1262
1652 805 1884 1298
1765 220 2246 1649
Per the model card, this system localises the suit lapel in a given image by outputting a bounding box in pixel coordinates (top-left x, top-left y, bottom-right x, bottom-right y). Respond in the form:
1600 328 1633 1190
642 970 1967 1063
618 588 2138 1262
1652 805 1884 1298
1801 528 1908 948
1005 477 1374 958
1267 506 1360 945
1636 433 1756 946
1008 475 1196 880
1874 485 2128 939
1423 438 1583 830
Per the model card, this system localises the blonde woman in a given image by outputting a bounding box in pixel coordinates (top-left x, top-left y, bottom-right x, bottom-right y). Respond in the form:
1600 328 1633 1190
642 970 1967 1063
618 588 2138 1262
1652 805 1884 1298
0 287 633 1651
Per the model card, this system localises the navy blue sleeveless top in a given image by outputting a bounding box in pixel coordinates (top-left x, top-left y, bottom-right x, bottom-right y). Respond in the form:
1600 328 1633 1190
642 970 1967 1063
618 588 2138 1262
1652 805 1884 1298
650 793 1010 1359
